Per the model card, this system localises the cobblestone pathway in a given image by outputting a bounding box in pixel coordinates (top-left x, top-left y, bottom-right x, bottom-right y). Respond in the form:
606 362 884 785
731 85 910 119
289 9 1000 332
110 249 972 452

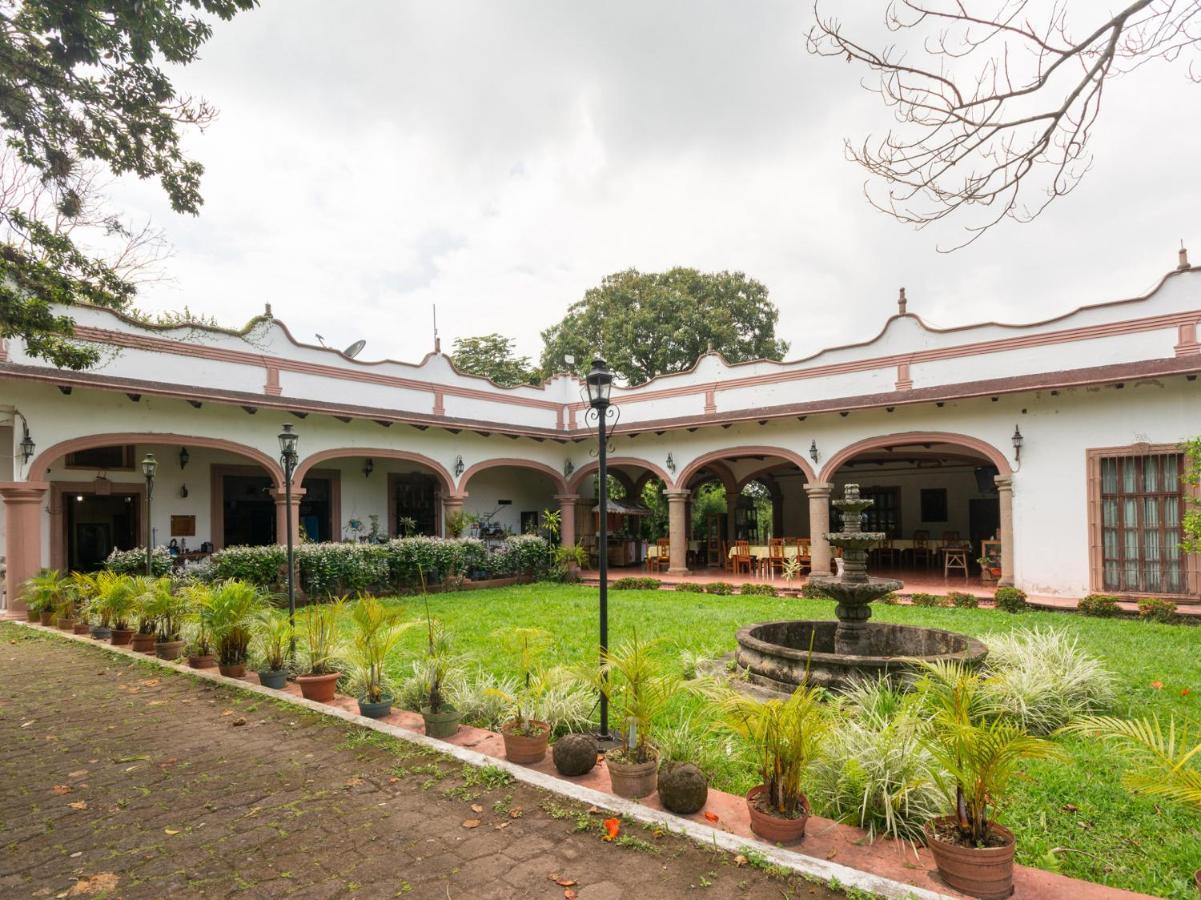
0 626 843 899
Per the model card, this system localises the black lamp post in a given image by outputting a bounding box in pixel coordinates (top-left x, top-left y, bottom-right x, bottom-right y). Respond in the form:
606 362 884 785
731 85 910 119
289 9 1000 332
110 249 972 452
585 357 615 741
141 452 158 575
278 424 300 654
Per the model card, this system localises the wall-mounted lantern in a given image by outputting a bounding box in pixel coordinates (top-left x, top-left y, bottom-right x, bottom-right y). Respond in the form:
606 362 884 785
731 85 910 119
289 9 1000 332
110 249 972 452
179 446 190 469
1012 426 1024 464
454 455 465 477
363 458 374 478
665 452 676 475
563 458 574 477
809 440 820 464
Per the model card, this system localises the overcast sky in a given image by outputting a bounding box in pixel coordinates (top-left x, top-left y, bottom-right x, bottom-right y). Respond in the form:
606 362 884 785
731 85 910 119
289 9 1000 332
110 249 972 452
109 1 1199 368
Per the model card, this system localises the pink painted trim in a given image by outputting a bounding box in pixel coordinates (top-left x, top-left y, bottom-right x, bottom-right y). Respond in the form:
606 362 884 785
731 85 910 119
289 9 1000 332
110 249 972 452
457 457 569 497
678 446 817 488
895 362 912 391
704 388 716 415
1175 322 1201 356
433 391 445 417
567 456 676 493
568 406 578 429
72 325 562 411
819 431 1013 482
30 433 286 490
556 406 565 430
294 448 454 494
264 366 282 396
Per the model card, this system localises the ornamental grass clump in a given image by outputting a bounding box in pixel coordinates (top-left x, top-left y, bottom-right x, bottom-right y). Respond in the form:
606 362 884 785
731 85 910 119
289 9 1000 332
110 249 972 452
346 596 409 715
980 627 1115 734
487 627 556 738
92 571 138 632
593 633 678 766
302 597 345 676
198 581 267 670
253 608 294 675
139 577 188 643
22 569 69 621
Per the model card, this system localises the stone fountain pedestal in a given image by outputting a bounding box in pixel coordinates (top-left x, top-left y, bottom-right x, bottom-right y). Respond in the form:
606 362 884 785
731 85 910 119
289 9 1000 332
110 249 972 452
734 484 987 692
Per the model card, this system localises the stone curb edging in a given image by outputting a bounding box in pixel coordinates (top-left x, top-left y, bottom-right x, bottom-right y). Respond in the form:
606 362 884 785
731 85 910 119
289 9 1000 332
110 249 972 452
10 620 950 900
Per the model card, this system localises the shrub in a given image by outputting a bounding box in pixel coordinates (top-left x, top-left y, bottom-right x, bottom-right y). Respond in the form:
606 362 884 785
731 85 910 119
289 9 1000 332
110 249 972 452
876 592 900 605
674 581 706 593
740 583 777 597
1077 593 1121 618
799 582 832 600
210 545 287 587
104 546 172 577
909 592 946 608
994 586 1028 612
612 576 662 590
948 591 979 609
1137 597 1179 624
298 543 389 596
980 627 1116 734
703 582 734 595
809 699 944 844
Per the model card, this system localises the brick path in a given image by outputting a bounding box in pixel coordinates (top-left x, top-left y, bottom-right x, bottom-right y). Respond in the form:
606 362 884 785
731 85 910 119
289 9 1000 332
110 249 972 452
0 626 843 899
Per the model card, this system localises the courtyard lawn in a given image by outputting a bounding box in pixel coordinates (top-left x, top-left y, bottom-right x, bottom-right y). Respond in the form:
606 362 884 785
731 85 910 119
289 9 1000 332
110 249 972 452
332 584 1199 897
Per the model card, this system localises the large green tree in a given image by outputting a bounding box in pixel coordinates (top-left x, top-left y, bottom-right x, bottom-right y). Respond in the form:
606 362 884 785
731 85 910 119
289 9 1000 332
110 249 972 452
450 333 537 386
539 268 788 385
0 0 256 369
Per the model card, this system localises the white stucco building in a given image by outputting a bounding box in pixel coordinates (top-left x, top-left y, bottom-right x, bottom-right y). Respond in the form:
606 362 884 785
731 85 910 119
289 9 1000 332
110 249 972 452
2 254 1199 609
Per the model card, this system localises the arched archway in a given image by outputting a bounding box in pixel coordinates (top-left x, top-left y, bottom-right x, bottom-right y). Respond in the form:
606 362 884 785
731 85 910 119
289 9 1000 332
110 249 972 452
677 445 817 488
295 448 454 493
817 430 1015 586
458 458 568 498
455 458 569 545
566 456 675 494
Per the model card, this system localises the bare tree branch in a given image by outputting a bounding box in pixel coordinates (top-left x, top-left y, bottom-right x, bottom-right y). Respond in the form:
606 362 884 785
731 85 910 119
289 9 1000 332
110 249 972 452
808 0 1201 249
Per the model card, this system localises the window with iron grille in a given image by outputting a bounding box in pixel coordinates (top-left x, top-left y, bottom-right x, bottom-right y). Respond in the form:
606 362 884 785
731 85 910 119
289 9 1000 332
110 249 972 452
834 486 900 535
1099 452 1186 594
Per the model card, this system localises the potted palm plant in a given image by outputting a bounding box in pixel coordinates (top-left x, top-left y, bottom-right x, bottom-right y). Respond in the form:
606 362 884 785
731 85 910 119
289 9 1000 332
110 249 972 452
347 596 407 718
489 628 554 764
296 598 345 701
23 569 67 624
915 661 1061 899
200 580 265 677
705 679 829 842
253 608 294 688
130 576 160 653
418 617 462 738
92 573 138 645
593 633 678 799
68 573 97 634
139 578 188 660
180 584 216 667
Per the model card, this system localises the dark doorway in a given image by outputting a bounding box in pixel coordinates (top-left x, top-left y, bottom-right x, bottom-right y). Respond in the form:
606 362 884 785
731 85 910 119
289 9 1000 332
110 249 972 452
969 498 1001 563
223 474 276 547
391 473 439 536
299 476 333 542
67 493 139 571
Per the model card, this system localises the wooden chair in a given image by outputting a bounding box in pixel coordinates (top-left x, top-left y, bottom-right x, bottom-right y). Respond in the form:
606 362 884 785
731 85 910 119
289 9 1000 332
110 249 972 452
722 540 735 573
795 538 812 574
875 536 901 569
765 538 786 579
654 538 671 573
731 540 754 575
940 530 961 549
943 545 969 579
910 530 934 568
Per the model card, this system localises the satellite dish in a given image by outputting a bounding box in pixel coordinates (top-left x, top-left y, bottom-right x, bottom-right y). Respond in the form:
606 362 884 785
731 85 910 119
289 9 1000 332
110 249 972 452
343 339 366 359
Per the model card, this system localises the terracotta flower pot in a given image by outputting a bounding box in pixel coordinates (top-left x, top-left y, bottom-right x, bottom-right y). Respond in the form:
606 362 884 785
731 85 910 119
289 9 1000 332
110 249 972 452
746 785 811 844
501 720 550 764
155 639 185 660
925 816 1016 900
218 662 246 678
421 705 461 738
187 654 216 669
296 671 340 702
606 752 659 799
110 628 134 646
25 608 39 622
73 622 91 635
131 632 156 654
39 611 54 626
57 617 76 632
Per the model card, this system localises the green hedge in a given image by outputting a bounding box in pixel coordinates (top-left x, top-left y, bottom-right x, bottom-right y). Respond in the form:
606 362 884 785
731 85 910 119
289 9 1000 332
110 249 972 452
207 535 553 597
1077 593 1121 618
612 576 662 590
104 546 172 577
740 583 777 596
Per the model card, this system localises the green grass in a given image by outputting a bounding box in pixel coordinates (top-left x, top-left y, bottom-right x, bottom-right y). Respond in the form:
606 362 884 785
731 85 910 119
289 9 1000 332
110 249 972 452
313 583 1200 896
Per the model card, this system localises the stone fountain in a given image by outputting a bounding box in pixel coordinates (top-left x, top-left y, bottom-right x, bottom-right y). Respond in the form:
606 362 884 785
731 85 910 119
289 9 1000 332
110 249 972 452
734 483 987 692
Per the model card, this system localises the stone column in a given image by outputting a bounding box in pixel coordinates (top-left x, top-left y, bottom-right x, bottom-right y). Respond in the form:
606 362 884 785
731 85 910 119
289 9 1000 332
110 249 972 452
272 486 306 547
442 495 465 538
666 490 691 575
0 482 49 612
804 482 833 576
995 475 1015 587
555 494 579 547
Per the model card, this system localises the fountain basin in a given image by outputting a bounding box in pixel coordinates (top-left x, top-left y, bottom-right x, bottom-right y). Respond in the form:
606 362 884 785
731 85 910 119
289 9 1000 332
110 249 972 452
735 620 988 692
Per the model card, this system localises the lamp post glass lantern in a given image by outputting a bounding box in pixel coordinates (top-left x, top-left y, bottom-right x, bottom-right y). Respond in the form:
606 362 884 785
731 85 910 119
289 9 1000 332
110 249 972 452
278 424 300 654
585 358 615 742
141 452 158 575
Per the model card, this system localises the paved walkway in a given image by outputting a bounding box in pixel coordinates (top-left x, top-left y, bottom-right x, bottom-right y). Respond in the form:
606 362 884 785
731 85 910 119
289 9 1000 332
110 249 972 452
0 626 842 899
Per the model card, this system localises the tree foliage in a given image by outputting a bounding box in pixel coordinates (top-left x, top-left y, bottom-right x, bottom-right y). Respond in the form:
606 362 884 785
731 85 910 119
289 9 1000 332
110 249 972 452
539 268 788 385
450 333 537 386
0 0 256 368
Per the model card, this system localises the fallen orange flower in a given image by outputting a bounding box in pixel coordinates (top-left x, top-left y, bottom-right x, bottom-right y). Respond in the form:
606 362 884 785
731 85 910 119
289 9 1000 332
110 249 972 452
602 818 620 841
1151 681 1164 690
1183 688 1191 696
703 811 719 823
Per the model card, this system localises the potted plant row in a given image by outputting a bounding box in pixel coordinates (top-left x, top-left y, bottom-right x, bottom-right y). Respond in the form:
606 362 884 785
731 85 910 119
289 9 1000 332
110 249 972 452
491 628 554 764
296 598 343 701
347 596 406 718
